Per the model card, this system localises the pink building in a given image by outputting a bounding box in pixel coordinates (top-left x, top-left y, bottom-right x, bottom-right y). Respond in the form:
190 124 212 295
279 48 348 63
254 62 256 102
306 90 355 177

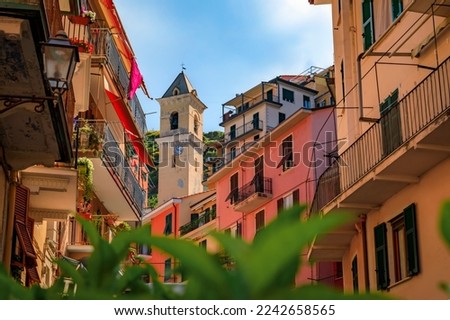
205 105 340 286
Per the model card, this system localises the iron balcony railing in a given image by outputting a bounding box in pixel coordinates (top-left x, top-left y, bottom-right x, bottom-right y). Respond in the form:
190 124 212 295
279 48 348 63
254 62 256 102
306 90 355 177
224 119 263 143
233 177 272 206
74 120 145 215
222 94 280 124
310 56 450 214
179 209 217 236
90 28 147 136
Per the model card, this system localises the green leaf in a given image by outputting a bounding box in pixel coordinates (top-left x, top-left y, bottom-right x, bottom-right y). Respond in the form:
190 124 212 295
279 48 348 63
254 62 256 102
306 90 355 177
150 236 230 299
241 205 354 298
440 201 450 248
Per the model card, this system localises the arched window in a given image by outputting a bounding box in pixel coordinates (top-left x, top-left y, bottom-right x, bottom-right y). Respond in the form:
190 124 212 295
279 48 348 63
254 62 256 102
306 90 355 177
173 87 180 96
194 114 199 134
170 112 178 130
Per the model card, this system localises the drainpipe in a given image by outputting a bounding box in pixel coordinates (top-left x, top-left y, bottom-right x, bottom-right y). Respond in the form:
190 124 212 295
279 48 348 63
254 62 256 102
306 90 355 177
172 200 179 283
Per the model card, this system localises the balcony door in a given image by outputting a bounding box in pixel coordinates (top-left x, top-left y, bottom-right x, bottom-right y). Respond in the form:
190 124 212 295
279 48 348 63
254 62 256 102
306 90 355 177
380 89 402 156
254 156 264 193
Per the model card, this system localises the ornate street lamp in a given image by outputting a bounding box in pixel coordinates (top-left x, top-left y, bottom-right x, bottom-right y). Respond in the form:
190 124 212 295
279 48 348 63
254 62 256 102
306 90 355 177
42 30 80 96
0 30 79 113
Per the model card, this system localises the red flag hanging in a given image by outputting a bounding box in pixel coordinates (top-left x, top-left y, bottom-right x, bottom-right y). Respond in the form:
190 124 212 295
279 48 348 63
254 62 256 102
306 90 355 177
127 59 143 100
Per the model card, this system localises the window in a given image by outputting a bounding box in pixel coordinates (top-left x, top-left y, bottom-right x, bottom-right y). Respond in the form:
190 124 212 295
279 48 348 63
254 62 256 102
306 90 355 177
170 112 178 130
352 256 358 293
392 0 403 21
278 112 286 124
374 203 419 290
282 88 294 103
277 189 300 214
199 240 207 249
252 112 260 129
362 0 375 50
139 244 152 256
230 146 237 160
266 89 273 101
255 211 265 234
164 258 172 282
303 95 311 108
230 125 236 140
277 135 293 171
226 173 239 204
380 89 401 156
236 222 242 238
164 213 172 235
254 135 260 141
194 114 199 134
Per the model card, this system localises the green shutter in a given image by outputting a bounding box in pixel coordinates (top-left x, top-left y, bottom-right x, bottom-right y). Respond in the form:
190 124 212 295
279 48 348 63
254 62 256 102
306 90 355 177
352 256 359 293
404 203 420 275
374 223 389 290
164 258 172 282
362 0 374 50
164 213 172 235
392 0 403 21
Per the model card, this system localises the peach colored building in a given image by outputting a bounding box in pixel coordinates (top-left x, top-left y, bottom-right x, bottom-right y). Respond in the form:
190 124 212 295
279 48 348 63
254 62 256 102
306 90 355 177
141 190 215 283
205 104 340 286
309 0 450 299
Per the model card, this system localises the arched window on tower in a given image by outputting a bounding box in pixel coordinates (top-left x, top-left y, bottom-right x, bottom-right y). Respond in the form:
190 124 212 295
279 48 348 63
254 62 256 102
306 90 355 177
194 114 199 135
170 112 179 130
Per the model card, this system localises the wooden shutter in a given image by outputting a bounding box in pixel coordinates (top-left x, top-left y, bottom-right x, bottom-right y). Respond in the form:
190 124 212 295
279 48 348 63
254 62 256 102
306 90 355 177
236 222 242 238
164 213 172 235
392 0 403 20
352 255 359 293
14 185 37 268
277 198 284 215
374 223 389 290
293 189 300 205
404 203 420 275
227 173 239 204
255 211 265 232
362 0 374 50
164 258 172 282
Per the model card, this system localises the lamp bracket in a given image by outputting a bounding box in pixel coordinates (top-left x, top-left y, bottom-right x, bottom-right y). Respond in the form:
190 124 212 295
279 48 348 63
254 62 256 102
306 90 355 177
0 94 56 114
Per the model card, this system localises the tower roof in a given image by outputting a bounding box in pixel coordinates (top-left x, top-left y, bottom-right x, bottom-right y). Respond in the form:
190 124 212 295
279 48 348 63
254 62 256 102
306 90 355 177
161 71 196 98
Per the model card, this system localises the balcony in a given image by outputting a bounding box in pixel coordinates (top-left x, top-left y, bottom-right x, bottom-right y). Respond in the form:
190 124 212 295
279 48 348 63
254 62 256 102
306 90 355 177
309 56 450 261
225 119 263 143
74 120 145 221
222 92 281 125
179 209 217 236
234 177 272 213
88 28 147 136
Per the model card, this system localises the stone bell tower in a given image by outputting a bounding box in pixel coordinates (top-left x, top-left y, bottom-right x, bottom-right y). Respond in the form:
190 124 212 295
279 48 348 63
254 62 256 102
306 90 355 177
156 71 207 204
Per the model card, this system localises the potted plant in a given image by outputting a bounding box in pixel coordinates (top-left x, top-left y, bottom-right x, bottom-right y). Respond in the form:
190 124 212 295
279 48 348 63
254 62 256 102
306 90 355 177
77 157 94 202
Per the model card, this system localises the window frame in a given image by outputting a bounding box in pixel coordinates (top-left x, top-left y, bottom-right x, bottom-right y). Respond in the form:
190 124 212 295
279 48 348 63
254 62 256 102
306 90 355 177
362 0 375 51
164 213 173 235
282 88 295 103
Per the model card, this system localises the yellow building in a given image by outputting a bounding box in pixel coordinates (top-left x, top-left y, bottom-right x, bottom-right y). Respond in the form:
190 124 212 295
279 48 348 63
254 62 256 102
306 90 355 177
0 0 151 287
308 0 450 299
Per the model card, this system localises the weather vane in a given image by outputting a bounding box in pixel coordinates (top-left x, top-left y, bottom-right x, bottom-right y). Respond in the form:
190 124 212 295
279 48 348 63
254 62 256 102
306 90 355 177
181 63 186 71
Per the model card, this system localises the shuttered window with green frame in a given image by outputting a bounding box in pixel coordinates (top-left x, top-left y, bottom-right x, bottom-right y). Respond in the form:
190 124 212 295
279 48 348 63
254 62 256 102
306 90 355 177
374 223 389 290
404 203 420 276
392 0 403 21
362 0 375 51
164 213 173 235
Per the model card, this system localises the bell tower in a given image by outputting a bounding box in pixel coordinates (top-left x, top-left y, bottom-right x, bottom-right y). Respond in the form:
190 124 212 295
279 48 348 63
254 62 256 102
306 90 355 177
156 71 206 204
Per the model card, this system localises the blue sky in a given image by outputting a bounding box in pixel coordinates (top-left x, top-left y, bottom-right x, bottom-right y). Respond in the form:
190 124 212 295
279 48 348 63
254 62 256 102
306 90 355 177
114 0 333 132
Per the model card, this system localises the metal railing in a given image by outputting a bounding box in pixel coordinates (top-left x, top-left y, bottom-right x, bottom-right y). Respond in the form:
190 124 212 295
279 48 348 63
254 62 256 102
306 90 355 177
224 119 263 143
74 120 145 215
234 177 272 206
179 210 217 236
310 56 450 214
222 141 257 167
90 28 147 136
222 94 280 124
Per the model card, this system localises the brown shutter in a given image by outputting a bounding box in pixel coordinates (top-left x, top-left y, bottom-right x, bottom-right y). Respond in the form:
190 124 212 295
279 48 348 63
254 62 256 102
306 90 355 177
277 198 284 215
293 189 300 204
14 185 37 268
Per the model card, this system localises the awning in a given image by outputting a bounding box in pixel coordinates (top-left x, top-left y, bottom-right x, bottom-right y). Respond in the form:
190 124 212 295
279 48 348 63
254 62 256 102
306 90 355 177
105 90 154 167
